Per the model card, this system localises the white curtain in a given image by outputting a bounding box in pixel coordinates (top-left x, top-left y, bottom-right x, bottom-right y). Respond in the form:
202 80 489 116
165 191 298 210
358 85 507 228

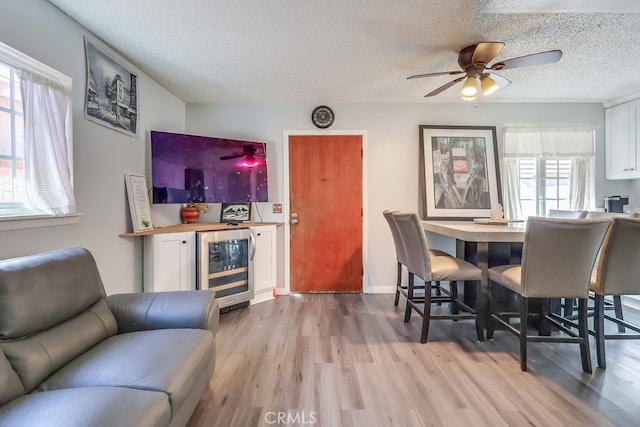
502 126 596 217
570 157 595 210
20 70 76 215
502 158 522 220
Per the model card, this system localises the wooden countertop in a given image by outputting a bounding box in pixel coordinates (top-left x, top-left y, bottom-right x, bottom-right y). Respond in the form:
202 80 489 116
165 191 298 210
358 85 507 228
120 222 283 237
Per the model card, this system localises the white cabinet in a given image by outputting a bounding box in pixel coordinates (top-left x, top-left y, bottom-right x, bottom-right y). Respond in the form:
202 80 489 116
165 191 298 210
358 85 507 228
250 225 277 304
605 100 640 180
143 232 196 292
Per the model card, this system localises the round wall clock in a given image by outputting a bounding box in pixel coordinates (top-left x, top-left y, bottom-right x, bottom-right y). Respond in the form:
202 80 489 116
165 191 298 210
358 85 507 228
311 105 334 129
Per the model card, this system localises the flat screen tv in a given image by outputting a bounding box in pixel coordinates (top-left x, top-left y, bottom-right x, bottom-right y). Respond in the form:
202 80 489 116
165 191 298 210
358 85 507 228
150 131 268 204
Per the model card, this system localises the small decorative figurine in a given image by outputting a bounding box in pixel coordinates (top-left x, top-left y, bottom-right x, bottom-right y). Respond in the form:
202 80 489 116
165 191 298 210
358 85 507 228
490 203 504 220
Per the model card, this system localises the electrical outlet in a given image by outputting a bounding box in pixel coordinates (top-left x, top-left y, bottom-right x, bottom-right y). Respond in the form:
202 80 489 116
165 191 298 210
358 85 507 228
272 203 282 214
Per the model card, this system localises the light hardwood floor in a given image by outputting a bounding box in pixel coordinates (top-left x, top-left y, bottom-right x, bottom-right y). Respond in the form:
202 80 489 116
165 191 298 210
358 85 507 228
188 294 640 427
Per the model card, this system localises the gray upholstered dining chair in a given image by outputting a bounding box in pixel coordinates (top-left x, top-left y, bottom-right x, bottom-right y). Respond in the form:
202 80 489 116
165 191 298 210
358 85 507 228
383 210 447 307
392 212 484 343
561 211 634 327
383 210 409 307
547 209 589 219
486 216 611 373
590 217 640 368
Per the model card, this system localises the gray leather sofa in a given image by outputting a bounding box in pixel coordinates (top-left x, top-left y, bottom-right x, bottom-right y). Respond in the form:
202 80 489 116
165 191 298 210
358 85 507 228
0 247 219 427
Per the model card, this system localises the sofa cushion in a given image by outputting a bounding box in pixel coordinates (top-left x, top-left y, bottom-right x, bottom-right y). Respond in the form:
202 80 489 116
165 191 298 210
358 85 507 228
1 299 117 392
0 349 23 405
39 328 215 416
0 387 171 427
0 247 108 339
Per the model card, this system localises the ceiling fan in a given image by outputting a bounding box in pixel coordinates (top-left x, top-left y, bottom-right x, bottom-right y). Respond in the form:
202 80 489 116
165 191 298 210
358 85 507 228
407 42 562 100
219 144 264 168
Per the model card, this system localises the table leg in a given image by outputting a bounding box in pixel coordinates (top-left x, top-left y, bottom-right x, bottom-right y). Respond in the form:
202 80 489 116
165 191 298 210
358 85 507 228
476 242 489 340
457 240 488 341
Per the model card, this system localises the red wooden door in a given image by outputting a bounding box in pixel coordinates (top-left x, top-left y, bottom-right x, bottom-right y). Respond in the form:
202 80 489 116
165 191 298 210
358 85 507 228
289 135 363 292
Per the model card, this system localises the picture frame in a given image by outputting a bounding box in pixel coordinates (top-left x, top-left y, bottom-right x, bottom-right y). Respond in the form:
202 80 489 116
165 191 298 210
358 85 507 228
419 125 501 220
84 36 139 137
125 173 154 232
220 202 252 223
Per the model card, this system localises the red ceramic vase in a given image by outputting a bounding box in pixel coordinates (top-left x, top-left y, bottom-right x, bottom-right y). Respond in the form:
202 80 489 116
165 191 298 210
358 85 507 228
180 204 200 224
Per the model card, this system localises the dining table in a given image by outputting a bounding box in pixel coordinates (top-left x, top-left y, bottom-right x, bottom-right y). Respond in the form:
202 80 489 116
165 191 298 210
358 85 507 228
421 220 526 277
421 220 530 331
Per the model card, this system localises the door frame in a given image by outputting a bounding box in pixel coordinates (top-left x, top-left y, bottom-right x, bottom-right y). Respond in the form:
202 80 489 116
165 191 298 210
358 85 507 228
281 130 369 294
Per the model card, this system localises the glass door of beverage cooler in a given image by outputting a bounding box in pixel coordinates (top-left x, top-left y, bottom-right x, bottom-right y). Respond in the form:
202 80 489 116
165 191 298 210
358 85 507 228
197 228 255 309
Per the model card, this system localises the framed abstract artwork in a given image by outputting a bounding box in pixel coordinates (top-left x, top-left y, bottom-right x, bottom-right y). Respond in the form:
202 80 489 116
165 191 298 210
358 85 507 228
419 125 501 220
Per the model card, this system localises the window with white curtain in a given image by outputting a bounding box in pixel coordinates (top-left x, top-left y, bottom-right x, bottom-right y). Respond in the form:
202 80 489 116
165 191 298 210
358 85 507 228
0 41 75 220
502 126 595 219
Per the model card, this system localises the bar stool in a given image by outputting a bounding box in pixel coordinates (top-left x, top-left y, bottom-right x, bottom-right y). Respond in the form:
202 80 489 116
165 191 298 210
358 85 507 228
487 217 611 373
547 209 588 219
590 217 640 368
562 211 634 328
383 210 409 306
392 212 484 343
383 210 446 307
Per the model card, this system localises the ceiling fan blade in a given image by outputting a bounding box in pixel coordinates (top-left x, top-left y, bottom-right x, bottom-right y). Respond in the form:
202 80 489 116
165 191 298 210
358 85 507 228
485 72 511 88
407 70 463 80
471 42 505 65
490 50 562 71
220 154 243 160
424 76 466 97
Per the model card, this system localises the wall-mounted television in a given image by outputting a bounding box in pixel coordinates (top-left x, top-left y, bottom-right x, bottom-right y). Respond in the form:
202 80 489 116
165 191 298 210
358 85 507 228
150 131 268 204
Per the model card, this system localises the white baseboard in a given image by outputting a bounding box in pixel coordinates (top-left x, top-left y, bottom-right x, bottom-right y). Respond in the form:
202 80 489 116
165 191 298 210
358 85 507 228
250 289 276 305
365 285 395 294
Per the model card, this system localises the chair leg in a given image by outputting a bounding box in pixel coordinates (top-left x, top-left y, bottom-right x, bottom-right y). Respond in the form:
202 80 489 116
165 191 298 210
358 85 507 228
578 298 593 374
539 298 550 336
394 262 402 307
563 297 575 318
594 294 606 369
420 284 432 343
520 296 528 372
613 295 625 333
473 279 485 342
486 280 496 340
404 273 414 323
450 280 459 315
435 281 442 306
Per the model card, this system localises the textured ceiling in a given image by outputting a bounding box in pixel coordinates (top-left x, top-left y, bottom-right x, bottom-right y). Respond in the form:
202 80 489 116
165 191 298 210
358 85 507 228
47 0 640 104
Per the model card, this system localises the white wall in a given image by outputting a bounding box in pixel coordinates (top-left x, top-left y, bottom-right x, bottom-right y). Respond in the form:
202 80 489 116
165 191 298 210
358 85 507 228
3 2 639 296
0 0 186 294
187 102 639 291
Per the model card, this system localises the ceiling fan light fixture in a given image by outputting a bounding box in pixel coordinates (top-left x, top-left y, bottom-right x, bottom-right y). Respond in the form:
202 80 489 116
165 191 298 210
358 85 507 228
241 155 260 168
461 76 478 97
480 75 499 96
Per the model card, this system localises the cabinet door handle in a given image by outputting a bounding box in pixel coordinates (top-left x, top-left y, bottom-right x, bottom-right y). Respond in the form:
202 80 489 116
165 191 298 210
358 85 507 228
182 240 187 244
631 168 635 171
624 168 629 171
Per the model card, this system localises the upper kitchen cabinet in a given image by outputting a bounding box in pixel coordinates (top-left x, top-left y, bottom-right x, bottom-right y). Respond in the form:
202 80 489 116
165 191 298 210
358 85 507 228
605 100 640 180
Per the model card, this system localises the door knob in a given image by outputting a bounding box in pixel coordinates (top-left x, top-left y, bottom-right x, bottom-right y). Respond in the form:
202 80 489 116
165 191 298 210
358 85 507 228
291 212 298 225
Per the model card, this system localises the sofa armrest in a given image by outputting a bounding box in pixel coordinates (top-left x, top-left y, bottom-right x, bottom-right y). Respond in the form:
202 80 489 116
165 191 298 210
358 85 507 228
106 290 219 335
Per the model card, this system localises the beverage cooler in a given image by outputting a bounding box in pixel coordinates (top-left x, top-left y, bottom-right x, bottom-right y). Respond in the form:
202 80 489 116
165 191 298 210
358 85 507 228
197 228 255 309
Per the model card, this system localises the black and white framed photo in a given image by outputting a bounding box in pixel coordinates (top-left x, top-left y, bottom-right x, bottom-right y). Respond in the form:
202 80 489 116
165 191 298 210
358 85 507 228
84 36 139 136
419 125 501 220
220 203 252 223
